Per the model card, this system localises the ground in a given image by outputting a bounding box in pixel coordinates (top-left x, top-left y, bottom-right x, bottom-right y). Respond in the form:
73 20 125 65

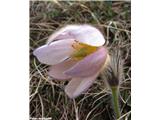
30 1 131 120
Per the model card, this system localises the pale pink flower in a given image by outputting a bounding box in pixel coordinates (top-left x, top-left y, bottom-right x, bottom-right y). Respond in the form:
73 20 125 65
33 24 109 98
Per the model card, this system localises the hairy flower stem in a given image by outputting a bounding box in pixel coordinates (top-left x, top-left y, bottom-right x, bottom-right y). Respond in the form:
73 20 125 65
111 86 121 119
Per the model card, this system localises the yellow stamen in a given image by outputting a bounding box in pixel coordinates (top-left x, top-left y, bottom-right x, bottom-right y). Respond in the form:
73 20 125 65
71 40 98 60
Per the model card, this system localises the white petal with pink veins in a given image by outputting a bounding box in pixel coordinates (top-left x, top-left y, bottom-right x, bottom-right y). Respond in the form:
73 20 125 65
48 59 77 80
33 39 75 65
65 72 99 98
64 47 108 77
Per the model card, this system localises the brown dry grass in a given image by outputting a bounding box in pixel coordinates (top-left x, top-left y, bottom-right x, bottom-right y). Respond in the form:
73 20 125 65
30 1 131 120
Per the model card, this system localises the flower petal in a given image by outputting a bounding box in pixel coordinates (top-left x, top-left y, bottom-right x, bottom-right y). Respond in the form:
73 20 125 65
47 24 105 46
48 59 77 80
72 25 105 46
65 72 99 98
33 39 75 65
64 47 108 77
47 25 81 43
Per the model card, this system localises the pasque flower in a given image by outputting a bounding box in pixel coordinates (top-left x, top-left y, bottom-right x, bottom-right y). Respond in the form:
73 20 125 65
33 24 109 98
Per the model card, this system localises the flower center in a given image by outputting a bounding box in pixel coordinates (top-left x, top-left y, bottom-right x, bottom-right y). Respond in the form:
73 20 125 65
71 40 98 60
